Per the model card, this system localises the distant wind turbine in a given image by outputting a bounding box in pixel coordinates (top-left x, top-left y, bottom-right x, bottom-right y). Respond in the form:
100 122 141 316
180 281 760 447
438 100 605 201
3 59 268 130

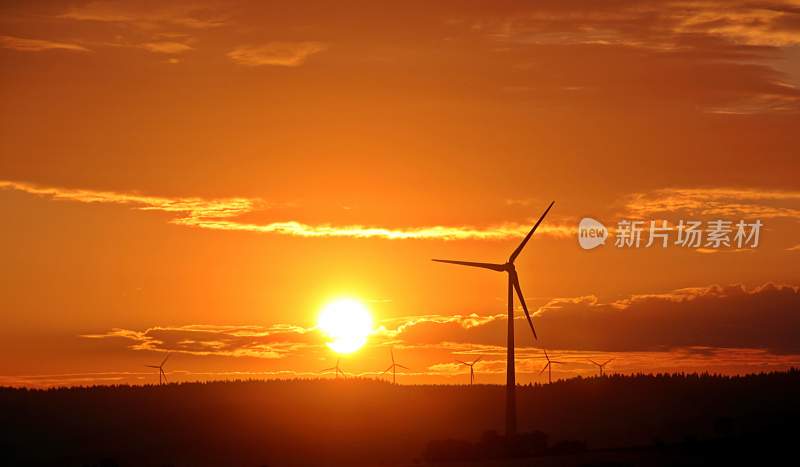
382 349 409 384
539 349 564 384
434 201 554 436
589 358 614 376
322 359 347 379
146 353 171 385
457 356 481 385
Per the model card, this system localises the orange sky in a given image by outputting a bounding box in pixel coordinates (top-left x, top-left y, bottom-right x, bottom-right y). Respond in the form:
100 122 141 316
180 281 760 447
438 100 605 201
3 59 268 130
1 0 800 387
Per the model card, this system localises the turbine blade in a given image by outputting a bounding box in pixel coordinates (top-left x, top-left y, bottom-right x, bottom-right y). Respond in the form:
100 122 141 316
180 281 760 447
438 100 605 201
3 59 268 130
603 359 614 366
509 201 555 263
146 365 160 368
589 359 599 366
539 362 550 374
161 369 168 384
544 349 550 361
396 364 409 370
383 364 393 374
391 348 395 364
472 356 482 365
551 361 565 364
432 259 506 272
161 352 171 366
512 276 537 339
456 360 468 366
322 367 336 372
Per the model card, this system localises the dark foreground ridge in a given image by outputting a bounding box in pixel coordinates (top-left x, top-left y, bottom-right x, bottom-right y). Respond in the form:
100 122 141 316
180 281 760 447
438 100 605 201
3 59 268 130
2 370 799 466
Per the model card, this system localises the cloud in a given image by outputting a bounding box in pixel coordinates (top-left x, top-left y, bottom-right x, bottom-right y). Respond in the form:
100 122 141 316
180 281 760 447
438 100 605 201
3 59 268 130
139 41 193 54
620 187 800 219
0 180 572 240
480 1 800 49
707 89 800 115
0 35 90 53
227 42 328 67
384 283 800 353
675 4 800 47
380 314 508 348
59 1 228 29
468 0 800 113
534 283 800 353
82 324 319 359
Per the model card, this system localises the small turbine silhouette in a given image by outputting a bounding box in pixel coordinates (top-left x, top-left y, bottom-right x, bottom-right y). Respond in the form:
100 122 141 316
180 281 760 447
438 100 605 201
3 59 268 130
589 358 614 376
456 356 482 385
382 349 409 384
146 353 171 385
322 359 347 379
539 349 564 384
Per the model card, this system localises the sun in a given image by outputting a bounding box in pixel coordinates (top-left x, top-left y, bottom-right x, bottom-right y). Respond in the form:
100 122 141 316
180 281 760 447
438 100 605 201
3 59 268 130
317 298 374 354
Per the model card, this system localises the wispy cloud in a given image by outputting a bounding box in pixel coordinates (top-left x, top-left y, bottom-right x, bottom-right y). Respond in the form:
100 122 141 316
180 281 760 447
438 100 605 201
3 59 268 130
0 35 90 53
621 187 800 219
471 0 800 114
227 42 328 67
138 41 193 54
707 90 800 115
59 1 228 29
0 180 572 240
481 1 800 49
675 5 800 47
82 324 318 359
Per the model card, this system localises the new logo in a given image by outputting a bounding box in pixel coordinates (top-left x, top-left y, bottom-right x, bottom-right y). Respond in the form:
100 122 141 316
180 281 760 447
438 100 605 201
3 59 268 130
578 218 608 250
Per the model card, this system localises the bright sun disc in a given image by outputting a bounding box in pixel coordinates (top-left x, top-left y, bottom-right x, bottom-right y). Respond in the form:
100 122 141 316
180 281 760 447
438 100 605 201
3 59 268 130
317 298 373 354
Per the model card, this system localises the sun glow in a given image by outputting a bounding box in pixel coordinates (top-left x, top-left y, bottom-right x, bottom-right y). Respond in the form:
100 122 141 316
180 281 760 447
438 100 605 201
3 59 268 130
317 298 374 354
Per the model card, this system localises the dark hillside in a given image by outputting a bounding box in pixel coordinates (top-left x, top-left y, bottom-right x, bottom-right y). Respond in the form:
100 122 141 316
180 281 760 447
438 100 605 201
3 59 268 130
2 370 798 466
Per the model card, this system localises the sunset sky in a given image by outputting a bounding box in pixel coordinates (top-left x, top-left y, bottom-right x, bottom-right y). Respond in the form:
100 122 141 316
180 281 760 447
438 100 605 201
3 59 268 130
1 0 799 387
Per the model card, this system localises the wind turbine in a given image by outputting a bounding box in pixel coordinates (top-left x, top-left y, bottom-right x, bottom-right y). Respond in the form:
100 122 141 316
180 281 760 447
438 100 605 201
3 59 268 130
382 349 408 384
433 201 554 436
456 356 481 385
322 359 347 379
539 349 564 384
589 358 614 376
146 353 171 385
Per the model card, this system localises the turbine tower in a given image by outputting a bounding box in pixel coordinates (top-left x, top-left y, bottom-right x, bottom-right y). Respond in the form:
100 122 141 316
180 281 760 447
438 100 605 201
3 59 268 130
434 201 554 436
322 359 347 379
589 358 613 376
382 349 409 384
539 349 564 384
146 353 171 385
457 356 481 385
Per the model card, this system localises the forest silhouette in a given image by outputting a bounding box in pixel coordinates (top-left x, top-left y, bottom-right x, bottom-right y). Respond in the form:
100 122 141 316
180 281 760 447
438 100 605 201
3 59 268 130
2 370 798 466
